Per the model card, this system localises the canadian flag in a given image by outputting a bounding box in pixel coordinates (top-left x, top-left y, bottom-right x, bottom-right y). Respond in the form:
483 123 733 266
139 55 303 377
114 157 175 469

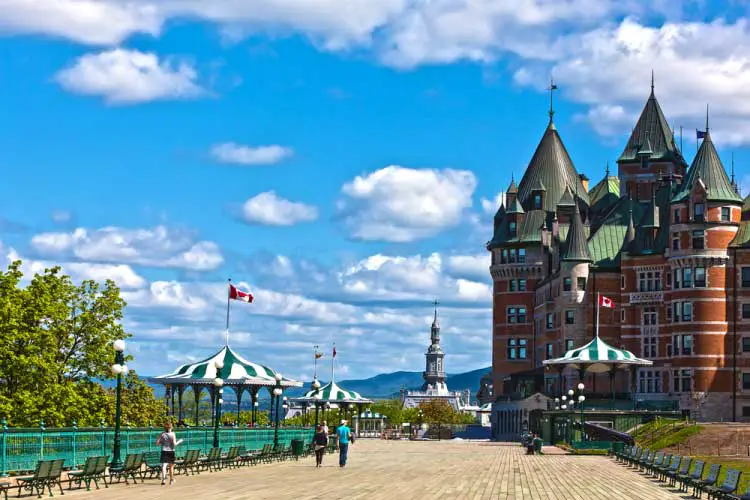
229 284 254 303
599 295 614 308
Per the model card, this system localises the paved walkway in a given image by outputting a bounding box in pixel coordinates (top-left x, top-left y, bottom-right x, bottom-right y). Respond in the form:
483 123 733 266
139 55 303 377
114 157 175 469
59 440 684 499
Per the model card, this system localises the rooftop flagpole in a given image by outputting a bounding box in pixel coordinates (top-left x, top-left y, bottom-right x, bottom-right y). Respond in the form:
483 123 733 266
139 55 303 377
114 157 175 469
595 292 600 339
225 278 232 346
331 343 336 382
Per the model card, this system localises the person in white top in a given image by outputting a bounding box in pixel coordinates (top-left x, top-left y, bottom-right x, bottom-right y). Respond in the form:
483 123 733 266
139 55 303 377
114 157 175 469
321 421 329 435
156 422 182 485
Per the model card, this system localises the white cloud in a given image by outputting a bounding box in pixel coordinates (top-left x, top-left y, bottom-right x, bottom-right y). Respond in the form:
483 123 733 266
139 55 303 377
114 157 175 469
480 191 505 215
30 225 223 271
446 254 489 282
55 48 204 104
3 246 146 289
210 143 293 165
51 210 73 224
240 192 318 226
338 166 476 242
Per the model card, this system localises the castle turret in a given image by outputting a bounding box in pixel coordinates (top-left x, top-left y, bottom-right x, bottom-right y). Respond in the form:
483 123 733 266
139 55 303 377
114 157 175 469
422 301 447 394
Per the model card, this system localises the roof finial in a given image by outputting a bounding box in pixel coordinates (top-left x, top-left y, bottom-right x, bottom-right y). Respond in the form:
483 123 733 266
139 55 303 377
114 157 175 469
650 69 655 95
432 297 440 325
605 160 610 177
547 76 558 122
732 152 736 185
706 103 710 132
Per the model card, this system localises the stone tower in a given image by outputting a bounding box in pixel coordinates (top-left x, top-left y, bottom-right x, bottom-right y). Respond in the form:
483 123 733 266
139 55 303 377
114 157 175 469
422 301 448 394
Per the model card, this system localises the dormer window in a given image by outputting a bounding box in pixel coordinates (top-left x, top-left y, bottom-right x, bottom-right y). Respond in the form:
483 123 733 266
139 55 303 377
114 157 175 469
509 221 517 237
694 203 705 222
533 194 542 209
674 209 681 223
722 207 731 222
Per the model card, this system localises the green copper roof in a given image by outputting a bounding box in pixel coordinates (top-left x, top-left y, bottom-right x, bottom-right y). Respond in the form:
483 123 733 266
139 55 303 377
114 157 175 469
618 88 683 163
731 221 750 248
588 223 627 269
488 210 547 248
557 185 576 207
743 193 750 212
589 175 620 206
517 121 589 212
507 198 525 214
671 130 742 204
562 203 592 262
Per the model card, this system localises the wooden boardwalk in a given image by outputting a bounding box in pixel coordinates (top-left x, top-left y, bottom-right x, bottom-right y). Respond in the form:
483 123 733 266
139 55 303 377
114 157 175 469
58 440 683 499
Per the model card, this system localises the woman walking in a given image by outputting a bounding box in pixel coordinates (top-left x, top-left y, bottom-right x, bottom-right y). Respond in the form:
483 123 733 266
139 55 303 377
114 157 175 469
313 424 328 468
157 422 182 485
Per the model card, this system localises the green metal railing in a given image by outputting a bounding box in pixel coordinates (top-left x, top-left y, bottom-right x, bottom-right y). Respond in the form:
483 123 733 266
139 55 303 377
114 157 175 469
0 424 313 475
570 440 612 450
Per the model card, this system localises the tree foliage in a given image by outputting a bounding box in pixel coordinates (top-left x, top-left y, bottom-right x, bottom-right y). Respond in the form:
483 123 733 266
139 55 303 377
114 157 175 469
418 399 476 424
0 260 158 427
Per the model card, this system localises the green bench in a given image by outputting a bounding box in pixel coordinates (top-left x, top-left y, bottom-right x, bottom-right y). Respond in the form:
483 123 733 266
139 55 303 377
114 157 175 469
704 468 741 500
176 449 201 476
666 457 691 487
677 459 705 493
221 447 240 469
200 447 222 472
68 455 108 491
143 452 163 480
692 463 722 498
17 458 65 498
108 453 144 485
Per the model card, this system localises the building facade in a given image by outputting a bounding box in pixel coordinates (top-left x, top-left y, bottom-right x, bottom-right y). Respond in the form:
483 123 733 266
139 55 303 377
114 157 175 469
488 81 750 421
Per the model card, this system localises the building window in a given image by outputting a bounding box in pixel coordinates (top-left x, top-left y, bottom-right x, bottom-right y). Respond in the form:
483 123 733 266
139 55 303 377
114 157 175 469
507 307 527 324
501 249 508 263
643 307 657 325
638 271 661 292
565 310 575 325
742 268 750 287
666 272 671 288
743 304 750 320
518 248 526 263
518 339 527 359
534 194 542 209
638 370 661 393
509 221 517 237
692 230 705 250
744 337 750 353
565 339 574 351
509 280 517 292
674 269 681 289
507 338 516 359
519 279 527 291
563 277 572 292
667 307 672 321
673 370 693 392
674 335 693 356
643 336 657 358
621 309 625 322
683 302 693 322
621 275 625 289
546 343 553 360
577 277 586 291
683 268 693 288
743 373 750 390
546 313 554 329
674 209 681 223
695 267 706 287
694 203 705 222
672 232 680 251
722 207 731 222
744 406 750 418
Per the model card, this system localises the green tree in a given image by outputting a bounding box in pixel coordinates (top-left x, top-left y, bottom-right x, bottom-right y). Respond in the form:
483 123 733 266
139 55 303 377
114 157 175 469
419 399 458 424
117 371 166 427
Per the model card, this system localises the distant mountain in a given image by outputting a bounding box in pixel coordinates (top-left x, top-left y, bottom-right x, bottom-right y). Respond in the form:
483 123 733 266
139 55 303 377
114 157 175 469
104 366 491 402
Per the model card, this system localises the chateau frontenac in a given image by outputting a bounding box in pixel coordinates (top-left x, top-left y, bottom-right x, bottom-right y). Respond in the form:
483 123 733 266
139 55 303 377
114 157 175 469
487 80 750 421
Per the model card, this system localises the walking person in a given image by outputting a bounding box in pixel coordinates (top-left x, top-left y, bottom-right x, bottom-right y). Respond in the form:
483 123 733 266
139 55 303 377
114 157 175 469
321 420 329 435
313 424 328 468
156 422 182 485
336 419 353 468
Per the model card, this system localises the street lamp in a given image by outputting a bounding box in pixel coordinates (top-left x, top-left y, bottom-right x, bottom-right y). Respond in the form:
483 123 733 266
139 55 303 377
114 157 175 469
576 383 586 442
282 398 288 426
212 359 224 448
253 400 258 426
311 378 321 426
110 340 128 469
273 373 283 450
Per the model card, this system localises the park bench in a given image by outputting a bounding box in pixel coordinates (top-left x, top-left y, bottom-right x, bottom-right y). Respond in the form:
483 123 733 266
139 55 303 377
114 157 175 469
614 445 631 462
651 453 672 477
703 468 741 500
693 463 722 498
109 452 144 485
656 455 680 482
17 458 65 498
637 450 655 472
627 447 643 467
221 447 240 469
200 447 222 472
728 480 750 500
235 446 252 466
252 444 273 465
143 452 163 480
0 481 9 500
68 455 108 491
646 451 665 475
666 457 691 487
678 459 705 492
175 449 201 476
275 444 291 462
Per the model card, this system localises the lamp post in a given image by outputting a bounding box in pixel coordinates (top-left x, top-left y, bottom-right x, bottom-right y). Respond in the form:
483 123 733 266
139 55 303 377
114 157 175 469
272 373 283 450
212 359 224 448
110 340 128 469
576 383 586 442
311 378 321 426
282 399 288 427
252 400 258 426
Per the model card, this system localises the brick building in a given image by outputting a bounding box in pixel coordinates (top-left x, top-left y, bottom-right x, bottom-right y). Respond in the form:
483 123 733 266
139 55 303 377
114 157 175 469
487 81 750 421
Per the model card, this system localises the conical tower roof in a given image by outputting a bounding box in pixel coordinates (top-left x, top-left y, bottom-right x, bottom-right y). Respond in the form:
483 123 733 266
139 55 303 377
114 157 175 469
672 129 742 204
562 200 592 262
517 121 589 212
619 84 682 163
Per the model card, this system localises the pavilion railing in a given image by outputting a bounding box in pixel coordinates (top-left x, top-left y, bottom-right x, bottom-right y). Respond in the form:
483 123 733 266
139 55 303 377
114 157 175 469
0 426 314 476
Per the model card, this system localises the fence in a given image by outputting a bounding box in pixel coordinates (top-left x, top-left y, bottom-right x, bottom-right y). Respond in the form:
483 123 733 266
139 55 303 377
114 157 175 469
0 425 314 475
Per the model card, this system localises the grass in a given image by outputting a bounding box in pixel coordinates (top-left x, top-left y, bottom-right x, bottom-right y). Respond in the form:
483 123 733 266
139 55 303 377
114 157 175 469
689 456 750 494
633 417 702 449
572 449 608 456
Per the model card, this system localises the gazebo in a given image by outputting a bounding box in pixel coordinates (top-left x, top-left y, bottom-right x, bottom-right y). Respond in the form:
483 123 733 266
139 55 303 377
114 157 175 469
151 345 302 425
356 410 387 438
542 335 652 407
290 380 373 435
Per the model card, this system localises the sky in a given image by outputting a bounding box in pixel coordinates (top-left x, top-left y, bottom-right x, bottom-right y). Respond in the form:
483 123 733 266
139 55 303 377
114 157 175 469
3 0 750 383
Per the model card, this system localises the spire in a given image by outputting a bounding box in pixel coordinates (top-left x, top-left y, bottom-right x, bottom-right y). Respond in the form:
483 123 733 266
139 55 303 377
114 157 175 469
547 76 558 123
432 298 439 329
507 173 518 194
561 192 592 262
625 197 636 245
706 103 710 133
605 160 610 177
650 69 655 96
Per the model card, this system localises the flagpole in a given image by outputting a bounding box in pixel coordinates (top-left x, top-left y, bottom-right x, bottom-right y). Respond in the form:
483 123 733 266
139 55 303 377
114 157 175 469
595 292 600 339
313 345 319 380
331 343 336 382
226 278 232 346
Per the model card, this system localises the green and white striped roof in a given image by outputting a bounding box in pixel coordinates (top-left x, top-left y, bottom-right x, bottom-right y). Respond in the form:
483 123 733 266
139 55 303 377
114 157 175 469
359 410 385 419
151 345 302 387
542 336 652 373
294 380 372 404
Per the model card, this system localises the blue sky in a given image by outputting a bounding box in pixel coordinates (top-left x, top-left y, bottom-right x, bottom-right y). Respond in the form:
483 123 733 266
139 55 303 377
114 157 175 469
1 0 750 384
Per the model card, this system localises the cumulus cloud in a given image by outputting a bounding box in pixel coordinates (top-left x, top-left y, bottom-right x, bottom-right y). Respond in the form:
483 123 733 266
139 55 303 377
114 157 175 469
480 192 505 215
338 166 477 242
30 225 223 271
55 48 204 104
240 192 318 226
210 143 293 165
